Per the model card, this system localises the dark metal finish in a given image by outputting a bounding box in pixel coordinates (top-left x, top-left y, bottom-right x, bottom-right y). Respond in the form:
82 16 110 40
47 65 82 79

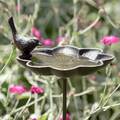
8 17 41 59
17 45 114 77
63 78 67 120
8 17 114 120
16 45 114 120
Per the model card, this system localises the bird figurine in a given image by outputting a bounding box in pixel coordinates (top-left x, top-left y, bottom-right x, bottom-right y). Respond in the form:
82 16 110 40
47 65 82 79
8 16 42 59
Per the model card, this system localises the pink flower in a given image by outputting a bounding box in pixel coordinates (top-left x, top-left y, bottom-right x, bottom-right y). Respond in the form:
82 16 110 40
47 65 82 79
100 35 120 45
88 75 96 81
29 114 38 120
56 36 65 44
30 86 44 94
9 85 27 94
42 39 54 46
31 27 41 40
59 113 71 120
16 4 21 12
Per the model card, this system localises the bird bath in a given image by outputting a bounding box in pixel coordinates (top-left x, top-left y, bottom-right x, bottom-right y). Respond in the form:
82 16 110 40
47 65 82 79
17 45 114 120
8 16 114 120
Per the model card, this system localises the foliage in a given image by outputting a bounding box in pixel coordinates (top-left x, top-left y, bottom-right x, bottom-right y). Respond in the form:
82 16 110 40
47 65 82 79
0 0 120 120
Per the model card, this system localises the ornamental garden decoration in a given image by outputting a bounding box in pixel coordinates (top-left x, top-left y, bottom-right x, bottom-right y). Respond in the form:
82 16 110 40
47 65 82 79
8 17 114 120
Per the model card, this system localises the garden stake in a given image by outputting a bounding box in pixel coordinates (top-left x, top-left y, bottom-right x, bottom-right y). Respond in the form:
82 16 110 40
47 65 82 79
9 17 114 120
63 78 67 120
15 45 114 120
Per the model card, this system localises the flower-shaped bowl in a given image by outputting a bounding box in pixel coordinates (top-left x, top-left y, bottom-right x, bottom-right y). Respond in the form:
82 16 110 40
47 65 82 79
17 45 114 77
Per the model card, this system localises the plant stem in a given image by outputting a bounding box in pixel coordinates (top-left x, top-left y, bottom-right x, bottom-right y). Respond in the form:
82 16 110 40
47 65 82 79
50 87 53 110
9 100 19 116
98 65 111 107
14 95 32 120
34 94 39 115
17 0 21 19
68 78 80 119
11 95 46 114
52 87 95 98
0 46 16 74
102 83 120 107
78 15 100 35
40 96 46 114
82 77 89 117
70 0 78 44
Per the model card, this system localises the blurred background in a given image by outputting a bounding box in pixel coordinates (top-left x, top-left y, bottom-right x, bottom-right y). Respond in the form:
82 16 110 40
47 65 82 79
0 0 120 120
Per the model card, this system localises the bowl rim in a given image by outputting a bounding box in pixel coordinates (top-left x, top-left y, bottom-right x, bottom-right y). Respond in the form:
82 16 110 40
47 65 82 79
17 45 114 71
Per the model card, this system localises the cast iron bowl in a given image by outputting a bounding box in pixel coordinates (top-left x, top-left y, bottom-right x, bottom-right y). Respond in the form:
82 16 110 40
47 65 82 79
17 45 114 77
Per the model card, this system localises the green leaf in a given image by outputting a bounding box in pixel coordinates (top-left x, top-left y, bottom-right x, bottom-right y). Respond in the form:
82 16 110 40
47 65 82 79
38 114 48 120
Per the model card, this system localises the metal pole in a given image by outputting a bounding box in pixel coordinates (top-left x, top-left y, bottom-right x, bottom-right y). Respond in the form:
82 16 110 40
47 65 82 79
63 78 67 120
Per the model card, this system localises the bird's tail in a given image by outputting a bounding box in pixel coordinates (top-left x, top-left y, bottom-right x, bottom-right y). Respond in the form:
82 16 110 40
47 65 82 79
8 17 17 35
